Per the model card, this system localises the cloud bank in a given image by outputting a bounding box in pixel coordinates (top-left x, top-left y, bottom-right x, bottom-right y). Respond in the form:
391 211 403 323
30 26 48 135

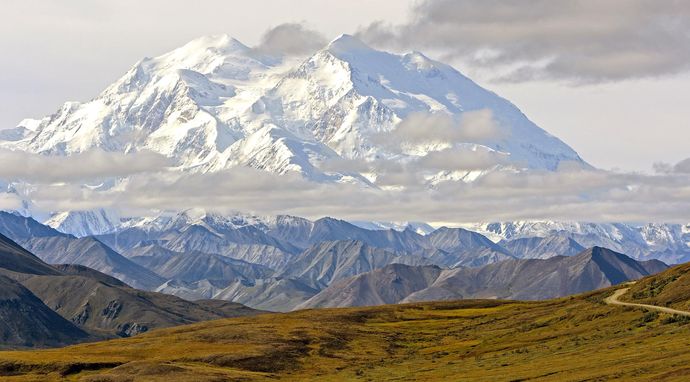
0 149 171 183
8 159 689 224
358 0 690 82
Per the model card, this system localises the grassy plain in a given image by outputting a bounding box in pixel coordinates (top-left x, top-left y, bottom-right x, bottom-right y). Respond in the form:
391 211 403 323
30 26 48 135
2 276 690 381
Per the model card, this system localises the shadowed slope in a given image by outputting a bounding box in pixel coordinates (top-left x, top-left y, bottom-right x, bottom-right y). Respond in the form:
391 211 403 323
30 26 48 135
0 275 88 349
0 233 60 276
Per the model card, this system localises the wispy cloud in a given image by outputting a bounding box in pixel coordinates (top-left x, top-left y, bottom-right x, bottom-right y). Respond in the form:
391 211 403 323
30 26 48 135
0 192 22 211
654 157 690 174
0 149 171 183
374 109 505 149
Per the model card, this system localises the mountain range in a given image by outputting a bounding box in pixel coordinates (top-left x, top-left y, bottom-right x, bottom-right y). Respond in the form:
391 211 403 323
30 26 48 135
298 247 666 309
0 211 674 313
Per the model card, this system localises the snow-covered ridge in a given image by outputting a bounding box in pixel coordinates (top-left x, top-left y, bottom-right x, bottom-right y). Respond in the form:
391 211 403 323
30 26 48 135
463 220 690 263
1 33 588 185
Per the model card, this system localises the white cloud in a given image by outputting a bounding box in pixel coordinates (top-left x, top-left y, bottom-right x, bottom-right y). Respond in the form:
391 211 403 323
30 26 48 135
416 147 507 172
0 193 22 211
376 109 504 149
0 149 171 183
11 164 690 224
673 158 690 174
254 23 328 56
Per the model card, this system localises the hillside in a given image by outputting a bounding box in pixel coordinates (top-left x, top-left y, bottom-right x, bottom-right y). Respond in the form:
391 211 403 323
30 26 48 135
0 275 88 349
21 275 259 338
1 275 690 381
622 262 690 311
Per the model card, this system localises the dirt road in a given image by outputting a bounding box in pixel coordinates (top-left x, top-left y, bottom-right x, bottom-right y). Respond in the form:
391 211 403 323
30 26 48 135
604 287 690 317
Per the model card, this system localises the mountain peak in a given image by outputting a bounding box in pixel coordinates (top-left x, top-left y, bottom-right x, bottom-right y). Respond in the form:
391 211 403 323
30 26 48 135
327 34 373 55
586 246 613 259
179 34 250 54
2 31 590 190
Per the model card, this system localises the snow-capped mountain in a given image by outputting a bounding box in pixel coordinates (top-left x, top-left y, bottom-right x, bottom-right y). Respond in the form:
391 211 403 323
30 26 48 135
43 207 690 265
2 34 587 185
464 221 690 264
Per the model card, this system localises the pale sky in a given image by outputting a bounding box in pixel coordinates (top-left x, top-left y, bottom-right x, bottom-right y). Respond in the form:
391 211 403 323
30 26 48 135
0 0 688 172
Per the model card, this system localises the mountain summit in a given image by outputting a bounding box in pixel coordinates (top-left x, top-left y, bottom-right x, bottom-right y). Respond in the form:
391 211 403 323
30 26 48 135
3 34 587 185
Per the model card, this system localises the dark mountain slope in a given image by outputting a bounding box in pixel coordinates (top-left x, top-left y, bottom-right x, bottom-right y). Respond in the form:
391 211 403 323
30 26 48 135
405 246 666 302
0 223 261 346
52 264 129 287
0 211 68 241
0 233 60 276
0 275 88 349
21 274 261 338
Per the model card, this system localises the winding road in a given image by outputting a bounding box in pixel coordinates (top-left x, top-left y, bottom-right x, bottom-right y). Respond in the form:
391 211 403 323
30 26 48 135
604 287 690 317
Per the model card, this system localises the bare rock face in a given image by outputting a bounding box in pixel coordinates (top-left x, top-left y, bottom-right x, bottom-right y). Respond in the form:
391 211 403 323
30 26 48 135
102 300 123 321
116 322 148 337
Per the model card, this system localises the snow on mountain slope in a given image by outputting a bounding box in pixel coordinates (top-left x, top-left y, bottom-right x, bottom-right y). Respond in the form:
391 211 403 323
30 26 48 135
46 210 121 237
349 220 436 235
252 34 586 170
464 221 690 264
4 35 290 170
2 34 588 185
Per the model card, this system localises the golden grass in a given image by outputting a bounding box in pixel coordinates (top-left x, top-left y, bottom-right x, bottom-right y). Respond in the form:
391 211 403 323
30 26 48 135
625 262 690 311
2 288 690 381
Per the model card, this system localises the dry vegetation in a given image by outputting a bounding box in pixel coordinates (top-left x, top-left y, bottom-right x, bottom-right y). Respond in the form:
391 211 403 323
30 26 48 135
3 270 690 381
625 262 690 310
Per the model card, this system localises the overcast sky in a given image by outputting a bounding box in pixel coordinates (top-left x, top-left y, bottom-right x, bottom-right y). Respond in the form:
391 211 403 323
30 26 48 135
0 0 688 172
